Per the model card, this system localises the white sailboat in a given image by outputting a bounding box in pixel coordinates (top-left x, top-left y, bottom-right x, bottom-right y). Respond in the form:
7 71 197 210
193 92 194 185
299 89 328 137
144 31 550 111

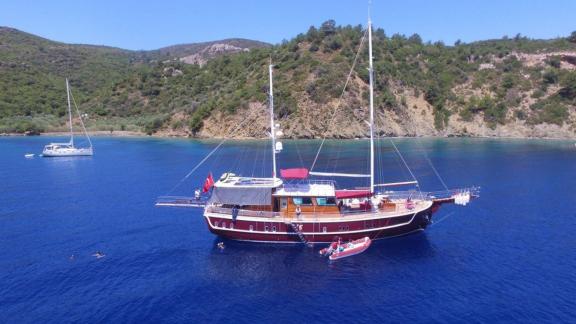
42 78 93 157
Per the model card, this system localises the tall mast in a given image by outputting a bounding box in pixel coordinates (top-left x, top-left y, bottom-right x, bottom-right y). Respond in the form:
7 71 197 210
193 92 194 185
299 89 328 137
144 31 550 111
269 63 277 180
66 78 74 146
368 15 375 194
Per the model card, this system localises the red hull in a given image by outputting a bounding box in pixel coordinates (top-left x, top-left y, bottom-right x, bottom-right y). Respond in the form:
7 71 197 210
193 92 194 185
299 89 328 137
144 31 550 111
204 206 434 244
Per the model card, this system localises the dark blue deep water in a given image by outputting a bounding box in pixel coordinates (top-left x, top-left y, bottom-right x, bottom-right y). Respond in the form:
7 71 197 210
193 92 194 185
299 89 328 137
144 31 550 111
1 136 575 323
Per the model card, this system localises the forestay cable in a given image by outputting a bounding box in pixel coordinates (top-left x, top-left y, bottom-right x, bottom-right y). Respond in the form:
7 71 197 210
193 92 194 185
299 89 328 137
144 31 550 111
389 139 418 186
310 28 368 171
69 90 93 148
415 139 449 191
165 107 262 195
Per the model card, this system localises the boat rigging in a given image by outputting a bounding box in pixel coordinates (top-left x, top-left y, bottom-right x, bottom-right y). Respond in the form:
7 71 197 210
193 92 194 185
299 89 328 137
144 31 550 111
42 78 93 157
156 9 479 244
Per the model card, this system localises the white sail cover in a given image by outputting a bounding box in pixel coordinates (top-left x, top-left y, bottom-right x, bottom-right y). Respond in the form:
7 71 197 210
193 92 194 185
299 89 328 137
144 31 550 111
208 186 272 206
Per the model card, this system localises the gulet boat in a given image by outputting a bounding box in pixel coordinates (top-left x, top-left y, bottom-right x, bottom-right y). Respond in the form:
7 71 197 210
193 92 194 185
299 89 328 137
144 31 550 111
157 12 479 244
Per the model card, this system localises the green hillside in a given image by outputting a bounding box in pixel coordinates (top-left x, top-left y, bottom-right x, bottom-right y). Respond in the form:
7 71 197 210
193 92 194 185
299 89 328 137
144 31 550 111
1 23 575 138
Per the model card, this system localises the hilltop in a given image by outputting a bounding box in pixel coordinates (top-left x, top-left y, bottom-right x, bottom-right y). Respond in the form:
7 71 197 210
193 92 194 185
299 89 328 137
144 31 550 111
1 23 576 139
152 39 270 65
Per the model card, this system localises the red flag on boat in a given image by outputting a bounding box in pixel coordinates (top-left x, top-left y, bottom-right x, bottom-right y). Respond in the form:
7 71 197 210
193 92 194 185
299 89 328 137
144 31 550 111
203 172 214 193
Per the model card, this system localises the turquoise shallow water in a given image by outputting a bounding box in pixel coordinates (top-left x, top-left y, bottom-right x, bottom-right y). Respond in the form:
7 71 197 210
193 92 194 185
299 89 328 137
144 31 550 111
0 136 575 323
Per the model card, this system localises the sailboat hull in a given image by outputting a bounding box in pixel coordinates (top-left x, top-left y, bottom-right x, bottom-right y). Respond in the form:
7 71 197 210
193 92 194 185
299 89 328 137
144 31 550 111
203 205 434 244
42 148 93 157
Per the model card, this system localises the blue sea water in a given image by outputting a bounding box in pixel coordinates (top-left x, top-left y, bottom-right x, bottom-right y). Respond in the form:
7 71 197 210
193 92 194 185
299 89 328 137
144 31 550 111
0 136 575 323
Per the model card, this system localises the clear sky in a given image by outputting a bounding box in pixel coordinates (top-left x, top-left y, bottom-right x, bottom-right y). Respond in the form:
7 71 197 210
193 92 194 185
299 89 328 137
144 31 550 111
1 0 574 50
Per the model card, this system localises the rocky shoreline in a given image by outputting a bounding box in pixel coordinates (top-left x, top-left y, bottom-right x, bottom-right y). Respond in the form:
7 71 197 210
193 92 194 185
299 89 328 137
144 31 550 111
1 130 574 141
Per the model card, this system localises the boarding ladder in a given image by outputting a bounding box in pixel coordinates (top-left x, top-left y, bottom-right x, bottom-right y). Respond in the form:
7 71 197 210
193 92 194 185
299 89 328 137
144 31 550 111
290 223 309 245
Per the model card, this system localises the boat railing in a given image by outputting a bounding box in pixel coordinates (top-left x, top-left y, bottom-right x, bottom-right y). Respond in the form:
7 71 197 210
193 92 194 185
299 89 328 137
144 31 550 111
380 187 480 201
155 196 207 208
424 186 481 201
206 206 281 218
206 200 429 222
379 190 428 201
282 179 336 188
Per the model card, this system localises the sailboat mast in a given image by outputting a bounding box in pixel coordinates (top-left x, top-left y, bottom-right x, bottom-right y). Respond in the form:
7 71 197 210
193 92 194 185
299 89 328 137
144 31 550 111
66 78 74 146
368 18 375 194
269 64 277 180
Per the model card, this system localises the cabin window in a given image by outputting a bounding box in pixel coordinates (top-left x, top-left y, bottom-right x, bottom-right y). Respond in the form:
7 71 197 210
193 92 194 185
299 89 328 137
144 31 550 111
249 225 254 231
322 226 327 233
294 197 313 206
316 197 336 206
265 226 269 232
272 226 277 232
222 222 226 228
280 198 288 209
229 223 234 229
214 221 220 227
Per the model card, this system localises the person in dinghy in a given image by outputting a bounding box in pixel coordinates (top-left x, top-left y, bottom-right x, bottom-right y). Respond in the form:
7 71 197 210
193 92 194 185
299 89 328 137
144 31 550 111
321 237 372 261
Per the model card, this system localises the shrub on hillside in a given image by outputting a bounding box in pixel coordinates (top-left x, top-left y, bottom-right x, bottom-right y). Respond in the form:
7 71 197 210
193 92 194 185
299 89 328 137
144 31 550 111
529 102 568 125
559 72 576 100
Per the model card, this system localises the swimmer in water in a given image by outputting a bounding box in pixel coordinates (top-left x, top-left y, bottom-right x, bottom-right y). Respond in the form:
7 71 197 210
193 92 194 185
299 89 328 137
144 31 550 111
92 251 105 259
217 242 225 250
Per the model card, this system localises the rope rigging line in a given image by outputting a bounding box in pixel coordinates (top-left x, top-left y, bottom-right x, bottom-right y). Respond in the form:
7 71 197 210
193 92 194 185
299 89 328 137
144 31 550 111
389 139 419 186
294 141 305 168
310 28 368 171
430 211 455 227
164 107 262 195
69 89 93 148
415 139 449 191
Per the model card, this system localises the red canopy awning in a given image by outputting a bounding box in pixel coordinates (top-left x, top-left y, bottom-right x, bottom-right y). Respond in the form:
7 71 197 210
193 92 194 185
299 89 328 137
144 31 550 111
280 168 309 179
335 190 372 199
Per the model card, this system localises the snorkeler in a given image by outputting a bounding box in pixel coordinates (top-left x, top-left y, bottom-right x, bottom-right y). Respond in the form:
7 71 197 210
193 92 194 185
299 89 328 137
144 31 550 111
92 251 106 259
